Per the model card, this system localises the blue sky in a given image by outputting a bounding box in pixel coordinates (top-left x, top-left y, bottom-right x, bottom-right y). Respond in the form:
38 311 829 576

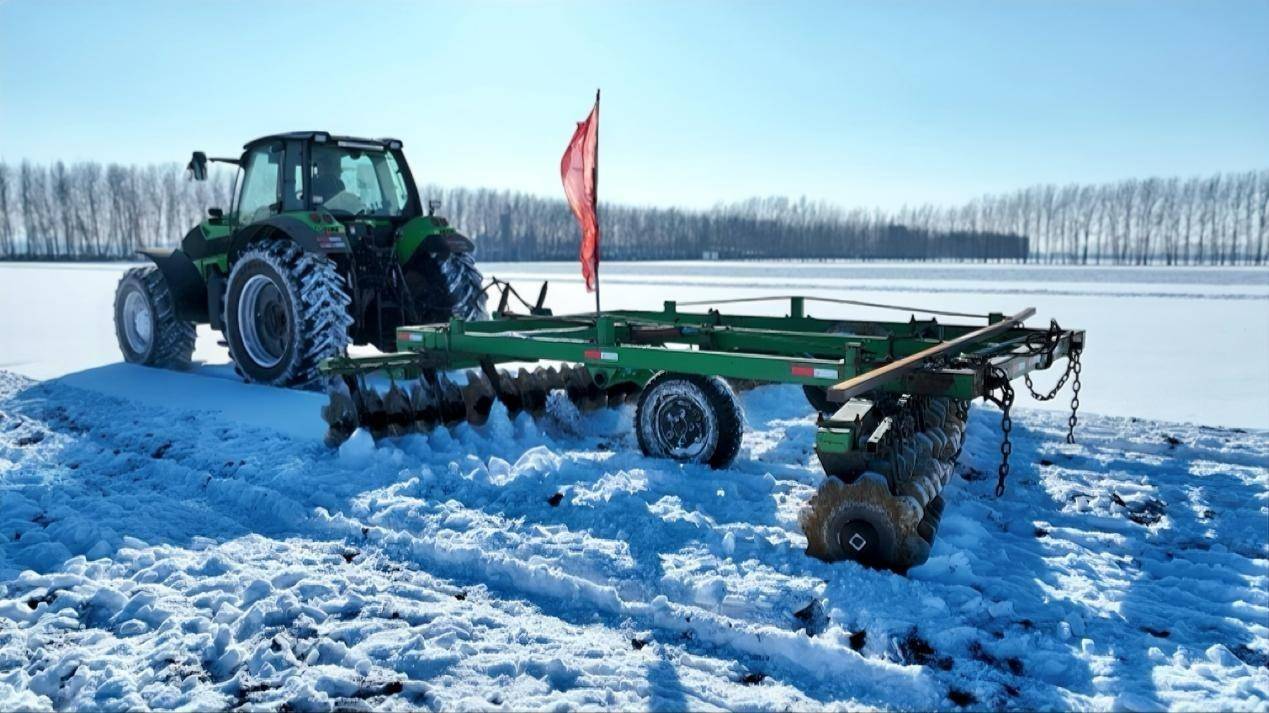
1 0 1265 210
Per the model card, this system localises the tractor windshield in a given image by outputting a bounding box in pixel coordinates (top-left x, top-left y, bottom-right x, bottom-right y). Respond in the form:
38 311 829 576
310 144 411 218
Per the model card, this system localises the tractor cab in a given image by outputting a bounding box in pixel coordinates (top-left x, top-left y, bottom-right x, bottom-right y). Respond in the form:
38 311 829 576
190 132 423 229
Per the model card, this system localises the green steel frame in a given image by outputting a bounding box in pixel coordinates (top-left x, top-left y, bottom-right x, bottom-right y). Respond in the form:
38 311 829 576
320 296 1084 405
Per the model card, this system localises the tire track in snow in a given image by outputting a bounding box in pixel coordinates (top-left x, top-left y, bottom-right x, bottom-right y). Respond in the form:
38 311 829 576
4 379 818 709
0 372 939 709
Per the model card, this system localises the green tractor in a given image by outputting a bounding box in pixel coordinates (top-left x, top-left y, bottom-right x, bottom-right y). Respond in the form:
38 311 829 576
113 131 487 387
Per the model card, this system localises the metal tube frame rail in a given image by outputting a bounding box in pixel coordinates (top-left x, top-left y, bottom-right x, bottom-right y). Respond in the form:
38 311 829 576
321 296 1084 403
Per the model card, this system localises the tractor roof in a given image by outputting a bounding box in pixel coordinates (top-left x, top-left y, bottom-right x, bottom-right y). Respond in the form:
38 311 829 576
243 132 403 150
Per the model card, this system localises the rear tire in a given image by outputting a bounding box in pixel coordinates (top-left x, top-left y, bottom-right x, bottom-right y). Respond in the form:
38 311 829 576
403 256 455 325
635 372 743 469
113 266 196 370
441 251 488 321
224 240 351 388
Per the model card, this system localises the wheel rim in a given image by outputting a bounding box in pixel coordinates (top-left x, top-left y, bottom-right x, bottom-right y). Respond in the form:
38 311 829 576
122 289 153 354
237 274 290 368
651 391 713 459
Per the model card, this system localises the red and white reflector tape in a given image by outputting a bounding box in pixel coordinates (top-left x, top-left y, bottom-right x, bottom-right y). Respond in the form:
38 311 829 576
583 349 619 362
398 331 424 343
791 364 837 379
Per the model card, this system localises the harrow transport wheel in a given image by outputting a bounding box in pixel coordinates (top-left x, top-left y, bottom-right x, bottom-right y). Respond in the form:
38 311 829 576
225 239 352 388
113 266 196 370
636 372 743 469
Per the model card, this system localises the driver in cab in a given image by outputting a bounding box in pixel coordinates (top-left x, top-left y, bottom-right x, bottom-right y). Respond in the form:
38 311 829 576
311 152 365 215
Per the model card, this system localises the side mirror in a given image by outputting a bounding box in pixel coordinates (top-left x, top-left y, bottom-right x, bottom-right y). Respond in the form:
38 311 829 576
208 207 224 220
427 199 442 217
187 151 208 181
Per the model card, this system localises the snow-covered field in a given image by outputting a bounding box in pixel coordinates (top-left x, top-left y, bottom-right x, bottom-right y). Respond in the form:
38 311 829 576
1 260 1266 710
2 260 1266 428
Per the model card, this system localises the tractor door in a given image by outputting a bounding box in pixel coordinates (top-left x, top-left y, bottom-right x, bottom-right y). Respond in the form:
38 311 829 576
234 141 284 228
281 139 307 212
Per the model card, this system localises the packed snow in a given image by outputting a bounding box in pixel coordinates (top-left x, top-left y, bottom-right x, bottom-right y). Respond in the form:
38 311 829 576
1 260 1267 710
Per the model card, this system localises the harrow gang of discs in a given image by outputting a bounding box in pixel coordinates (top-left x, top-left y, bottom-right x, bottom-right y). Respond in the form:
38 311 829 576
801 394 966 571
322 363 638 446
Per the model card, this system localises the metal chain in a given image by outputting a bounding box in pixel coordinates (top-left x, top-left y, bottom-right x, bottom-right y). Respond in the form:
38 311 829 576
985 367 1014 497
1023 321 1073 401
1066 349 1082 444
966 320 1082 496
1019 319 1084 444
1024 359 1073 401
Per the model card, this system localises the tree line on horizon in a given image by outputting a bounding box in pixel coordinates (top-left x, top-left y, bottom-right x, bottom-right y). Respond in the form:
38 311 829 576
0 160 1264 265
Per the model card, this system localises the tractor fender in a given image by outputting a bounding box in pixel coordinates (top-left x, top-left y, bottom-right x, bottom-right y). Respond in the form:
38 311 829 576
228 215 349 263
405 232 475 270
403 232 475 274
431 232 475 255
138 248 208 323
397 216 474 267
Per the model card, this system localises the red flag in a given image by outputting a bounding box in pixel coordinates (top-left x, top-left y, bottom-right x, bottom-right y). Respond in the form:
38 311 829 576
561 94 600 292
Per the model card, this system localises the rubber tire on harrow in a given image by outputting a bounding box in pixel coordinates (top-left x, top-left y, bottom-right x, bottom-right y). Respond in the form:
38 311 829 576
441 251 488 322
113 266 196 370
635 372 743 469
224 240 352 388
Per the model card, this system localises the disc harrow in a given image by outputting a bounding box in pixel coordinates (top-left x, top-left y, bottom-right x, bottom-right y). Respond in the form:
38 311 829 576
322 364 637 446
801 395 966 570
318 295 1084 572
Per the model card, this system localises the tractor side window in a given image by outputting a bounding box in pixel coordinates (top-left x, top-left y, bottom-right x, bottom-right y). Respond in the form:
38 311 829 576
237 144 282 225
282 140 305 211
382 152 410 214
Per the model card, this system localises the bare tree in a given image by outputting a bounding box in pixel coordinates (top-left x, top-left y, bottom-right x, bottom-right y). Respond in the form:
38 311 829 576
0 163 12 257
2 160 1266 265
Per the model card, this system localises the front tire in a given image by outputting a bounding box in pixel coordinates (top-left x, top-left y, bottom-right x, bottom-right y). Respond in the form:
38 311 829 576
224 240 351 388
113 266 196 369
635 372 743 469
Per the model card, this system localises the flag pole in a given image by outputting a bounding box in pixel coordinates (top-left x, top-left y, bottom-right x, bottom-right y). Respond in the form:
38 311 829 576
592 88 601 315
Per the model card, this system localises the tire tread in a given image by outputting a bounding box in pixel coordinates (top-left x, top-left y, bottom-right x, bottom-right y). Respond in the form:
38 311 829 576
441 251 488 321
635 372 744 469
226 239 352 388
113 266 196 370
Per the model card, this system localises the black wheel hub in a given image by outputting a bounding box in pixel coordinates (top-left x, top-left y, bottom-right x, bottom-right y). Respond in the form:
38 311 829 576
838 520 882 565
655 396 707 450
255 284 289 360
